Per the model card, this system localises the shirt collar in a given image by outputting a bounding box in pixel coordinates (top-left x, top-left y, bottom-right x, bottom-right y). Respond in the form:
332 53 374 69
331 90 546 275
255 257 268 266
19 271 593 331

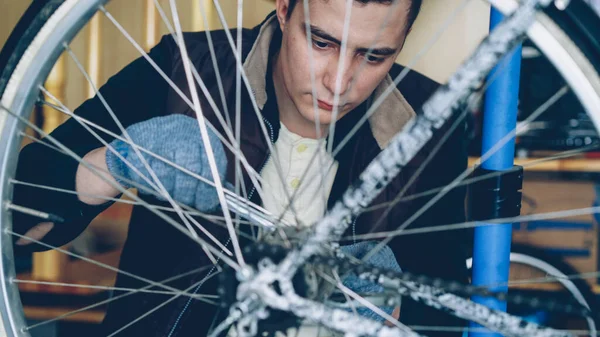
278 122 323 147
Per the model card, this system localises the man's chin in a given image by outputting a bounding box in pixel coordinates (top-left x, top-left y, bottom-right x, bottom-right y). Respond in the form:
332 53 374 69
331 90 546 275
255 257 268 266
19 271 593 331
306 107 349 120
302 112 333 127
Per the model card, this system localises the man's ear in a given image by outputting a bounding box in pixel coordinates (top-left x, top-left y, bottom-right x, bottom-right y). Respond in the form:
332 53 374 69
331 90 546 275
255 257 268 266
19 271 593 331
275 0 291 31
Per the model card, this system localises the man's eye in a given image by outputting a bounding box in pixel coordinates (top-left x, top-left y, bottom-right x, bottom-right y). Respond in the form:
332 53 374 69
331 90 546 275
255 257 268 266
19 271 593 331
365 54 385 64
313 40 330 49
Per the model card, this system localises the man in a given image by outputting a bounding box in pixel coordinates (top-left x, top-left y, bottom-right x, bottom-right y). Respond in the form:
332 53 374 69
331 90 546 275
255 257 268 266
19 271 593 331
13 0 469 336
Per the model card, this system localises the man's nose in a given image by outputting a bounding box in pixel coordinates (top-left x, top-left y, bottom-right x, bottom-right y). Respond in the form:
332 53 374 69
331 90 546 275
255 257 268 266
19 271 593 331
323 55 355 99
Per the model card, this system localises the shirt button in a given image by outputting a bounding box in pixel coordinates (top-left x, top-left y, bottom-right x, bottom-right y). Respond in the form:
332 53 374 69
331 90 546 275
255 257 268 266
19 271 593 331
290 178 300 189
297 144 308 153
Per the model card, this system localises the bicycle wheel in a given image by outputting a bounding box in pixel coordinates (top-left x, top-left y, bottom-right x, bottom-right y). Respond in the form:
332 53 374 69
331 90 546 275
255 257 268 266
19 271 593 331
466 243 598 337
1 0 600 336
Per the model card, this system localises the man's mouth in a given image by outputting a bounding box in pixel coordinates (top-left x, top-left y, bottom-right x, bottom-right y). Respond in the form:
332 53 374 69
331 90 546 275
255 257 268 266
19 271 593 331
317 100 333 111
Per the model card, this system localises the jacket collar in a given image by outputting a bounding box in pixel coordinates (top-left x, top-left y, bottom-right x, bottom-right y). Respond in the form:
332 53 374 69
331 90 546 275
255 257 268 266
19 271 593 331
242 12 416 149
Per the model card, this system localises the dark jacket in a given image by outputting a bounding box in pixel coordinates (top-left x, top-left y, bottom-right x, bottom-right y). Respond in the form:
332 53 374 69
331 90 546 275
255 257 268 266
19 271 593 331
14 12 470 337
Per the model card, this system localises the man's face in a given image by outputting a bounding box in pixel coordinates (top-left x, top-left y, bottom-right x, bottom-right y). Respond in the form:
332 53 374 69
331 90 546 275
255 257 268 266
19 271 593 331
275 0 411 129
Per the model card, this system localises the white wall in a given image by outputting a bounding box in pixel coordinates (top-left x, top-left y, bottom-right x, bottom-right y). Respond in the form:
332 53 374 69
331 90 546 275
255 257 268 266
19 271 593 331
397 0 491 83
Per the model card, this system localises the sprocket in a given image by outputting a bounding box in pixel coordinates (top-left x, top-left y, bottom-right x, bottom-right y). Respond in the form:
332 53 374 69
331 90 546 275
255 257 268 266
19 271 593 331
217 242 322 336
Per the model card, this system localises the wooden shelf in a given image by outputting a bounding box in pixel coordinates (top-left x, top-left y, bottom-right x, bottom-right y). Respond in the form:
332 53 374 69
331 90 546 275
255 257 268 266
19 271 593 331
23 305 104 324
13 247 600 325
469 156 600 172
17 249 120 296
509 283 600 294
17 249 121 323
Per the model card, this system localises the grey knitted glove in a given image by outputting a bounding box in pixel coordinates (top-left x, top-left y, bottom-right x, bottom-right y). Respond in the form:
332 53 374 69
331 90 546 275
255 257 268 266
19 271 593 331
336 241 402 322
105 114 227 212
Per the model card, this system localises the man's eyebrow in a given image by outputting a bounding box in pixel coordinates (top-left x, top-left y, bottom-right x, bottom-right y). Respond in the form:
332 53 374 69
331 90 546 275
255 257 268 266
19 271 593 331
356 46 398 56
308 24 397 56
308 25 342 45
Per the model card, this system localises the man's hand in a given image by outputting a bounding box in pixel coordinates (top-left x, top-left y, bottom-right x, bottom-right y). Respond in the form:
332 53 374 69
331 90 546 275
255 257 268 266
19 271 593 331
15 222 54 246
338 241 402 323
18 115 227 247
386 306 401 326
76 146 121 205
104 114 228 212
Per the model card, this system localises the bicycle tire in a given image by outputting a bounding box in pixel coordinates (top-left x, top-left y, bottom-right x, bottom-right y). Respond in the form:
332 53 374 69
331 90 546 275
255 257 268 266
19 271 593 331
0 0 64 99
466 243 598 336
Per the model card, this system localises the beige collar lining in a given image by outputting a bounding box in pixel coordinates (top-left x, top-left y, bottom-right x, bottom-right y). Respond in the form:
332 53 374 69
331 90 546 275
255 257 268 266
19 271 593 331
242 15 416 149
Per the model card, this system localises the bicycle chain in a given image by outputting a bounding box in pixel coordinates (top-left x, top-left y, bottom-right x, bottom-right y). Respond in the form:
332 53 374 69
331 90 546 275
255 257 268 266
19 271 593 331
217 243 315 336
309 254 595 319
218 243 594 337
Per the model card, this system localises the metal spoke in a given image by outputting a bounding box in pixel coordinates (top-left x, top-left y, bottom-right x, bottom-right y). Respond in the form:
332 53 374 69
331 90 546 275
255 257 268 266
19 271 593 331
8 230 212 302
37 95 290 235
360 142 600 214
1 103 241 271
326 0 353 155
23 265 215 331
106 278 213 336
268 0 554 286
235 0 244 231
318 271 412 334
61 47 200 241
502 269 600 288
9 180 264 241
273 0 403 234
39 87 233 256
12 279 218 300
331 270 359 318
346 205 600 241
107 258 223 337
151 0 253 205
168 0 246 267
361 59 565 235
272 0 472 236
362 85 570 262
40 87 155 200
101 5 269 205
409 326 591 335
5 203 64 223
301 0 330 212
19 130 64 154
209 0 305 228
332 0 474 157
141 1 263 246
9 178 248 226
37 97 270 221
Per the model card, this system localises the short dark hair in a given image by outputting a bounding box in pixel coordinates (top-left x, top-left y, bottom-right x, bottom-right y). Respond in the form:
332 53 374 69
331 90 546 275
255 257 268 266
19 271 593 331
286 0 423 32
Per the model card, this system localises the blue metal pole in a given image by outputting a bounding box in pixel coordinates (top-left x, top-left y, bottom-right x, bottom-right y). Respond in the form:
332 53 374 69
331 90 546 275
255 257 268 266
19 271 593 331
469 7 522 337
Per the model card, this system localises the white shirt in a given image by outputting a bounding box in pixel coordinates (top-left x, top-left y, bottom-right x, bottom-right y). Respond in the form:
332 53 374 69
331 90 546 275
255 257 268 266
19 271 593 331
246 124 339 337
260 122 339 229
